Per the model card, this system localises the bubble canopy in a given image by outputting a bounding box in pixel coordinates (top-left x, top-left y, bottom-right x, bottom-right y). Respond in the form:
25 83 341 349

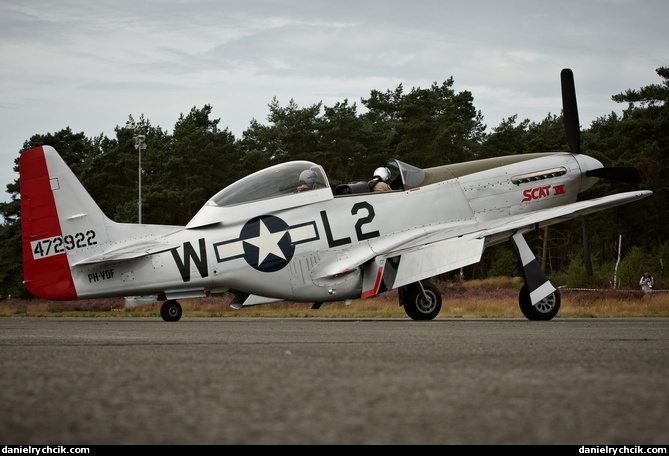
210 161 329 207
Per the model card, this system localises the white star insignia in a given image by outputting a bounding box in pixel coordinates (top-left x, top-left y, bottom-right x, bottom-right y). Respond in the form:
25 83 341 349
244 219 288 264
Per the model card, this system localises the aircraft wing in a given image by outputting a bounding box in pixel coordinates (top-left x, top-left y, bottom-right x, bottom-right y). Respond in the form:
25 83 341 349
312 190 652 291
388 190 652 289
477 190 653 238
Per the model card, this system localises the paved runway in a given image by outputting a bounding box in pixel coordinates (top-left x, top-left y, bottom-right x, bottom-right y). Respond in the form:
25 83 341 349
0 317 667 445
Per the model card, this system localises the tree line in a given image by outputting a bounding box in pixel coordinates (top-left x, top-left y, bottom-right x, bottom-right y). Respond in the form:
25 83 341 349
1 67 667 299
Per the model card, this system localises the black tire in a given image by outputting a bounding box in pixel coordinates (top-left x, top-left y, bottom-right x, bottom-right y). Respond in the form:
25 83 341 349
401 281 442 320
518 283 560 321
160 300 183 322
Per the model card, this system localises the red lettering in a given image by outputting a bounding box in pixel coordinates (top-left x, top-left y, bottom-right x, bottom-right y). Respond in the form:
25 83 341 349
522 185 553 202
541 185 550 197
553 184 565 195
522 189 532 202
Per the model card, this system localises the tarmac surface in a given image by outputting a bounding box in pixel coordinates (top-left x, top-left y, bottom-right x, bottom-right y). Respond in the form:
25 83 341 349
0 317 668 445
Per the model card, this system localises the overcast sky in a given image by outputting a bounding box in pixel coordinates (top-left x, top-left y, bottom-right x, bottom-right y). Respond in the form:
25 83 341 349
1 0 667 205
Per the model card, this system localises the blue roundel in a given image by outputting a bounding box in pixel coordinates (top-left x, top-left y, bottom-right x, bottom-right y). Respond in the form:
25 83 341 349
240 215 294 272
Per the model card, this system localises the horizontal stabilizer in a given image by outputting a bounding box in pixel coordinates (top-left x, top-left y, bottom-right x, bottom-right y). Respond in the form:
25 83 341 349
70 240 181 266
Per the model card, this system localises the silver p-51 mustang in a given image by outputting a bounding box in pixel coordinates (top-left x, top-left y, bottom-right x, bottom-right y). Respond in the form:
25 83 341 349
20 69 651 321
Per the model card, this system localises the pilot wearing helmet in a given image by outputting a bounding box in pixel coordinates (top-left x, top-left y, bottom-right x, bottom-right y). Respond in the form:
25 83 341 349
296 169 319 192
369 166 392 192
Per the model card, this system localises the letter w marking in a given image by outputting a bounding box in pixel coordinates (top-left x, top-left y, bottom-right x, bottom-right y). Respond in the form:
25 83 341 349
170 238 208 282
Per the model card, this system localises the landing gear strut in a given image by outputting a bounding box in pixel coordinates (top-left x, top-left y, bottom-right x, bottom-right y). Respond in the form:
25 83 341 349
511 231 561 321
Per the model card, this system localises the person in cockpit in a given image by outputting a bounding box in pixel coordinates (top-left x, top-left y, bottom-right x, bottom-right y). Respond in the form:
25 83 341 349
296 169 319 192
369 166 392 192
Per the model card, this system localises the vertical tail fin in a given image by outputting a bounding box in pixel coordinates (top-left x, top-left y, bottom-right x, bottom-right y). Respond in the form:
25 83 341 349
20 145 111 300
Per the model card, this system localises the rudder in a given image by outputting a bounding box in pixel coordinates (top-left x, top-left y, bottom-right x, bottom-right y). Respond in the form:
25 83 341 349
20 146 76 299
20 145 111 300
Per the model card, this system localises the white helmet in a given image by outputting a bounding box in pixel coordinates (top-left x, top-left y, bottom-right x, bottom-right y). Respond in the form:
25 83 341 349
373 167 390 182
299 169 318 185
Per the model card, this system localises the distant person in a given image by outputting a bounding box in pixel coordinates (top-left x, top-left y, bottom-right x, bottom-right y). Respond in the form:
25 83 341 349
369 167 391 192
639 271 654 293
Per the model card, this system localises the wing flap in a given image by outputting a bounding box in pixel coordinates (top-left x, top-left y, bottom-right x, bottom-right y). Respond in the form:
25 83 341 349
387 234 485 289
310 220 478 280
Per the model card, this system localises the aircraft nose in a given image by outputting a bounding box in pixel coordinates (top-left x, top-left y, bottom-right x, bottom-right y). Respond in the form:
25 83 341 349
574 154 604 192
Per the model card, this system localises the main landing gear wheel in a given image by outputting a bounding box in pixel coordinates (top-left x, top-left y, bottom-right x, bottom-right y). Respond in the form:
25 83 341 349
160 299 183 322
518 283 560 321
401 281 442 320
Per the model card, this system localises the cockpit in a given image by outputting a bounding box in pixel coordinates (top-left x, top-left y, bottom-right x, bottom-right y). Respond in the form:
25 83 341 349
204 158 434 208
186 158 432 228
186 161 331 228
209 160 330 207
208 158 438 206
334 159 426 195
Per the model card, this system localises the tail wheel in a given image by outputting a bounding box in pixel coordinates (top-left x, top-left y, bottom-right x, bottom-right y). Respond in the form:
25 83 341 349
401 281 442 320
518 283 560 321
160 300 183 322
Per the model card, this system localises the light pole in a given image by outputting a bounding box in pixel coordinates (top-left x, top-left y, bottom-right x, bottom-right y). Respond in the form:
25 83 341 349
134 134 146 224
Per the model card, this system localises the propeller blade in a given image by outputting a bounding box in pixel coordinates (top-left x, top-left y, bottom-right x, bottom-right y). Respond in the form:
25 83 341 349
585 167 642 184
561 68 581 155
562 69 643 186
